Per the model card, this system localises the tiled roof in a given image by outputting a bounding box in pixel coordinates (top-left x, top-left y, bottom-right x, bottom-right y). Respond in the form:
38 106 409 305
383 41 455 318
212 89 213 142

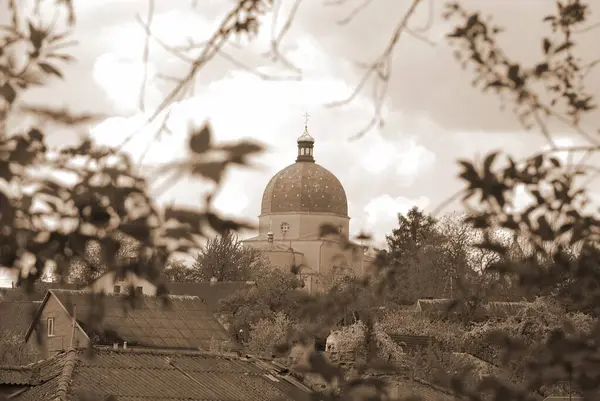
0 282 78 302
32 289 233 350
0 301 41 337
6 348 311 401
261 161 348 217
167 282 256 311
416 299 530 317
393 379 460 401
388 334 433 350
0 350 72 386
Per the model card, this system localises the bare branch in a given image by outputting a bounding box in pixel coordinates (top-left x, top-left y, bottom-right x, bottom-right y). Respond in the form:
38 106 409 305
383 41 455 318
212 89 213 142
325 0 423 139
139 0 155 112
337 0 376 25
572 20 600 33
266 0 303 75
405 28 437 46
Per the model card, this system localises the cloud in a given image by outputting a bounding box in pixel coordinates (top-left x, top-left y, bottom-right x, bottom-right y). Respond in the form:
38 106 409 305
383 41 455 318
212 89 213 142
357 133 435 186
93 54 162 113
86 15 439 244
360 194 431 246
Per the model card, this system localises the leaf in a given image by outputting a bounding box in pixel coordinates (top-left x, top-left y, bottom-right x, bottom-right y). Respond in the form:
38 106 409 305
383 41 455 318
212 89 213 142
483 151 500 173
537 215 554 241
507 64 520 82
554 41 574 53
0 82 17 104
28 21 46 50
38 62 64 79
485 80 506 89
164 207 205 229
46 53 75 62
534 63 549 77
190 161 227 183
189 123 212 154
355 232 372 241
206 213 253 235
542 38 552 55
549 157 561 167
319 223 341 238
220 140 265 164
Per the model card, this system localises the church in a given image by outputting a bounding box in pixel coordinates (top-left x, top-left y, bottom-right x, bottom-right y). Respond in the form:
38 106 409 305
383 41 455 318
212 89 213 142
242 122 374 294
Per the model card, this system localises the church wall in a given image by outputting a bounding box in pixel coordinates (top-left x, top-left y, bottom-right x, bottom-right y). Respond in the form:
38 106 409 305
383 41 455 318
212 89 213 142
258 213 349 240
319 241 365 287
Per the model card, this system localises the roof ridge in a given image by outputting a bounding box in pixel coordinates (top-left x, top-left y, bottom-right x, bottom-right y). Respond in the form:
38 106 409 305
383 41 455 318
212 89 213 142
50 288 201 300
93 346 240 359
53 349 78 401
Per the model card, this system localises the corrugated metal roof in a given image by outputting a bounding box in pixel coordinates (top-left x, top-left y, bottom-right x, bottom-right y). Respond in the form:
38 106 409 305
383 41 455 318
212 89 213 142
7 348 311 401
46 289 234 350
0 301 41 337
167 282 256 311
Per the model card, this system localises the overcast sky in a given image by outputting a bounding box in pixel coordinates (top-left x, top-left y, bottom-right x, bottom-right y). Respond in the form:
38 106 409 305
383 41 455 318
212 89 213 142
3 0 600 287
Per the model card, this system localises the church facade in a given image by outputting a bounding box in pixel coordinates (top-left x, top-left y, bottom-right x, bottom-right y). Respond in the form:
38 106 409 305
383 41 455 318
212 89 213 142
242 124 374 294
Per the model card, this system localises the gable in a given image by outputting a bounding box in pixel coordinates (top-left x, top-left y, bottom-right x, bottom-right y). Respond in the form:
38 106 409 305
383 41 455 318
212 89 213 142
49 290 233 350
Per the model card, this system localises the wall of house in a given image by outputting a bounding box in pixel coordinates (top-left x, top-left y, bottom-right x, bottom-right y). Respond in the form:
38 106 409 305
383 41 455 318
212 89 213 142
27 295 89 355
84 272 156 296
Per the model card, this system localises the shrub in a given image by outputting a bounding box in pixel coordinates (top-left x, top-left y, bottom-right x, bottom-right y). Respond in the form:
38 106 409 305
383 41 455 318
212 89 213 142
247 311 295 355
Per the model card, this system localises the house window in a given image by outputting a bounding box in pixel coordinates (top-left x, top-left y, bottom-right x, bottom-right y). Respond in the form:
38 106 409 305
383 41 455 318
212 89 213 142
280 222 290 234
135 286 143 295
47 317 55 337
113 285 121 294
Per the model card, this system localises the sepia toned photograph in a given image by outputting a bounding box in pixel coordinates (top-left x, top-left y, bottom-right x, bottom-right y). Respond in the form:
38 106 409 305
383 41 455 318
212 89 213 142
0 0 599 400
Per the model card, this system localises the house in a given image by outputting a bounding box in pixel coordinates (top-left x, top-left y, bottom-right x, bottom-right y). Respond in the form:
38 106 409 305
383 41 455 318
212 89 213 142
82 270 155 295
24 289 234 356
166 281 257 311
0 283 78 302
415 299 529 320
387 334 433 352
0 347 312 400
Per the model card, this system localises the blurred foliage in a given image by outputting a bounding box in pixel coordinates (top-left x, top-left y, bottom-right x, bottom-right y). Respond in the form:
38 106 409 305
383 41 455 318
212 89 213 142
1 0 600 400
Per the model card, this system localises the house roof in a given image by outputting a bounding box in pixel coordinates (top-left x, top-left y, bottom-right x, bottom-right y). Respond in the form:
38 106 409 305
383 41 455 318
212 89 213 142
416 299 529 317
394 378 460 401
1 348 312 401
0 282 78 302
387 334 433 350
25 289 234 351
167 282 256 311
0 301 41 337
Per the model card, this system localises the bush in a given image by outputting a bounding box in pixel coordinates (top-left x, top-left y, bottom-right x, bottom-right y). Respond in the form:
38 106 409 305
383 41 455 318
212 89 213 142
247 311 295 355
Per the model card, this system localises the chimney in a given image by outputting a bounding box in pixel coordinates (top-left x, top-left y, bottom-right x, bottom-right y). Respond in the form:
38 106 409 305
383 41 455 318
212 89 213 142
123 341 127 350
210 276 218 285
267 231 274 244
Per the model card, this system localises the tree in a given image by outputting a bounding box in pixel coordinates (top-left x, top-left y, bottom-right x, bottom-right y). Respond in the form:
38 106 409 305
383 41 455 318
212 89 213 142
219 265 305 341
190 231 266 282
162 259 194 282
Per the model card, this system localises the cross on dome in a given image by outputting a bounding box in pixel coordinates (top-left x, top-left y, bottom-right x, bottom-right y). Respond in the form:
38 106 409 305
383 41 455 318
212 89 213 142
296 113 315 162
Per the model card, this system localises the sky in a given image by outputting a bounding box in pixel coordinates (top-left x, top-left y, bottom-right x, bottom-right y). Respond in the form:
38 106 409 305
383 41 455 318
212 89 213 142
2 0 600 286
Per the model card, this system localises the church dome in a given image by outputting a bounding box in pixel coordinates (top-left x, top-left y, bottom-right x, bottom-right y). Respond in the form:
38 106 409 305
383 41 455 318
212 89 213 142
260 125 348 217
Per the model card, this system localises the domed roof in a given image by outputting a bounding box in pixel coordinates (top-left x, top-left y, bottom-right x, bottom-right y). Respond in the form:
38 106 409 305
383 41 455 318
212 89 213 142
261 162 348 216
260 125 348 217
